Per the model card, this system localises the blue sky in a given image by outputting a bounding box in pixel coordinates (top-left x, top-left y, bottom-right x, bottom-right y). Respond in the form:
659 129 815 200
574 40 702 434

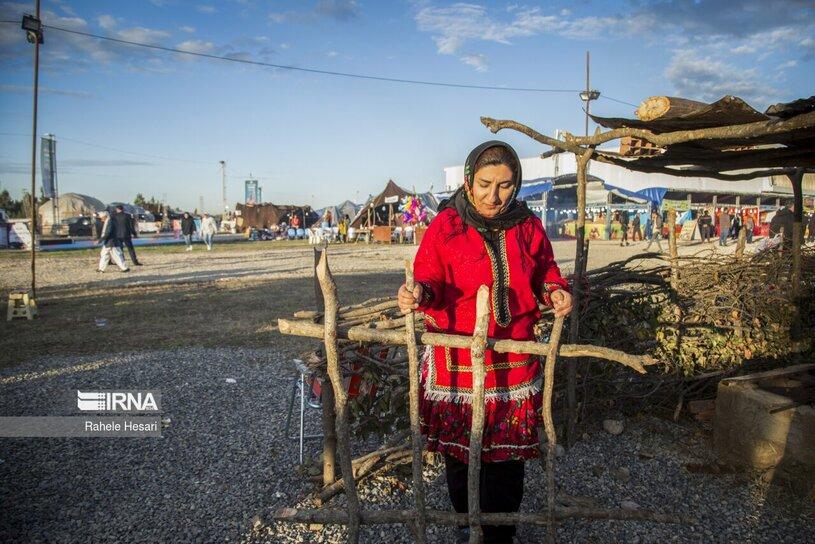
1 0 813 212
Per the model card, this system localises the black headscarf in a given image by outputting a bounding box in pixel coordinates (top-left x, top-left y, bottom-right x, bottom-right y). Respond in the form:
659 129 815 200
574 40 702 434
438 140 533 233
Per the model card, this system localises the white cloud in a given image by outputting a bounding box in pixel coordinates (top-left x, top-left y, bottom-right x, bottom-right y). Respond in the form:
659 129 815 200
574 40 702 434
176 40 215 55
196 5 217 14
665 51 779 106
97 14 117 31
460 53 487 72
268 12 286 23
180 25 196 33
116 27 170 45
327 50 339 58
279 42 290 50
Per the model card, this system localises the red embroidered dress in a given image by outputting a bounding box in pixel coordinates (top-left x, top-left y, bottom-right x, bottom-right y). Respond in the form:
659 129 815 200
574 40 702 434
414 207 568 463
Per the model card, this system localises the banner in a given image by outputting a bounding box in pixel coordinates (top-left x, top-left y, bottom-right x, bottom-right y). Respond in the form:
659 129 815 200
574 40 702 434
244 179 258 205
40 136 56 198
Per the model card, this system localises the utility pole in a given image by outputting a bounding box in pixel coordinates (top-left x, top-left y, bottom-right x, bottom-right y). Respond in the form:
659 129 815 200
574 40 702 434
22 1 43 300
220 160 227 220
584 51 590 137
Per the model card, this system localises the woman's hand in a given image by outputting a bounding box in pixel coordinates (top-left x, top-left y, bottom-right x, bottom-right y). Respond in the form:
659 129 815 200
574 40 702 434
397 283 423 314
550 289 573 318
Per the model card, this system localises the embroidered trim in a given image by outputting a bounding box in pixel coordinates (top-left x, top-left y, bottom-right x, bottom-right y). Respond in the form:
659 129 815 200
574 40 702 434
444 346 529 372
423 347 540 404
426 437 539 453
483 230 512 327
542 281 561 306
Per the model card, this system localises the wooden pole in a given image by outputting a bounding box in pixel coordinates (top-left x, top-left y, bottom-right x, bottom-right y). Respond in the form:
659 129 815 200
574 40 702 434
467 285 491 544
668 208 678 289
542 316 565 544
735 226 746 258
316 251 361 543
789 169 804 297
320 381 337 487
404 261 427 543
567 148 593 446
277 318 655 373
29 0 42 300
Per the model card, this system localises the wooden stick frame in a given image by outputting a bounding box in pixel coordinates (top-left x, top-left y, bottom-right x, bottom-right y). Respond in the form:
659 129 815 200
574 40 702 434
276 251 688 542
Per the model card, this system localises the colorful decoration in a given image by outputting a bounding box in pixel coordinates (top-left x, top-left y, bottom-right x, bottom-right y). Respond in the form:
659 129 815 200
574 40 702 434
399 195 428 225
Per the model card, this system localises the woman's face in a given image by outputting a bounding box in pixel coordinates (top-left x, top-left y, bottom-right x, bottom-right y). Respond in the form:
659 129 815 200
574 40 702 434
468 164 515 218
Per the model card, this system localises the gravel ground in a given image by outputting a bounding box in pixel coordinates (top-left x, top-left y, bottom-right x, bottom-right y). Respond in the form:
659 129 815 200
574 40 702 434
1 348 812 543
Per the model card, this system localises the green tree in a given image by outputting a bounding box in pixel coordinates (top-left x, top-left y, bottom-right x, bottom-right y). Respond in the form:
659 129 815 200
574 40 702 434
134 193 147 207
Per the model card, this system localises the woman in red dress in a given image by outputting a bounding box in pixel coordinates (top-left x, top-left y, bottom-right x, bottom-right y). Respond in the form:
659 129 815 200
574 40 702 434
398 141 573 543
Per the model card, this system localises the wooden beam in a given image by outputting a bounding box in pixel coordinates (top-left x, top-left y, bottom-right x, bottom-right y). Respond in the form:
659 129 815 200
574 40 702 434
542 316 565 544
468 286 491 544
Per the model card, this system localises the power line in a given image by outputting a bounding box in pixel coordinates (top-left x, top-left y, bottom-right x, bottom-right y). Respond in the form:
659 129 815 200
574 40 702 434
43 24 583 94
600 95 639 108
0 132 214 165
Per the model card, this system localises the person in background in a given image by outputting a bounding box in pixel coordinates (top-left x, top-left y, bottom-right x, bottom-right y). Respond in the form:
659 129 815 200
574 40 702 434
200 212 218 251
718 209 731 246
730 213 741 241
338 214 349 243
745 214 755 244
619 209 630 246
291 212 302 229
111 205 141 266
631 211 642 242
96 211 129 273
398 141 572 544
769 202 795 248
644 211 664 252
698 210 713 243
181 212 197 251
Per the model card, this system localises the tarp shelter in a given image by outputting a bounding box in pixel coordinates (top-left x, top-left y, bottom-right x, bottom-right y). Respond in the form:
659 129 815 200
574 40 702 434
38 193 105 228
235 202 317 231
350 180 437 228
317 200 361 225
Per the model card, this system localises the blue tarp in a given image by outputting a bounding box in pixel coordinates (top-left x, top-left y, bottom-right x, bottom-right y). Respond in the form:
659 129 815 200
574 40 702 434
603 184 667 205
517 178 554 200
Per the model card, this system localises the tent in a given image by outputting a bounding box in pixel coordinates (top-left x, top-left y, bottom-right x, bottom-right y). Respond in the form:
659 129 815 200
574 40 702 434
350 180 436 228
38 193 105 227
235 202 318 231
317 200 361 226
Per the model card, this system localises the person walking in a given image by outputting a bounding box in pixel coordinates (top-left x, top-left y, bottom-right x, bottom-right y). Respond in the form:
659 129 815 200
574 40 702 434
631 212 642 242
398 141 572 544
718 210 731 246
619 209 630 246
698 210 713 243
745 214 755 244
96 211 129 273
200 213 218 251
644 211 664 252
111 205 141 266
181 212 197 251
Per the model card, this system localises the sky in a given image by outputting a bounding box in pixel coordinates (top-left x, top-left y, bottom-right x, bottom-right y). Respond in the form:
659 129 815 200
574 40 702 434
0 0 813 212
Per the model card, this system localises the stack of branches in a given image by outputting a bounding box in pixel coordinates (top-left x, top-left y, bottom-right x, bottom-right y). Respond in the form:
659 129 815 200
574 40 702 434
573 246 815 417
296 296 422 440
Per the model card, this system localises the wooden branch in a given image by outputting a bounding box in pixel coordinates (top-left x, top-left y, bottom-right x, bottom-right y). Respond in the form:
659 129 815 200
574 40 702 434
316 251 361 543
635 96 708 121
321 380 337 487
563 110 815 148
277 318 655 372
273 506 692 526
404 261 427 544
468 285 491 544
319 445 410 503
542 316 565 544
668 210 678 290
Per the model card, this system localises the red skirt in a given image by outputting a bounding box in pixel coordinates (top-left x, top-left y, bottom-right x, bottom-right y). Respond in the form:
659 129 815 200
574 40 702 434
419 347 542 464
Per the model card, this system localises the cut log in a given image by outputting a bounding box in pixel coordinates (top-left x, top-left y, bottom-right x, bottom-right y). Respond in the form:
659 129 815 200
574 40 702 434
635 96 709 121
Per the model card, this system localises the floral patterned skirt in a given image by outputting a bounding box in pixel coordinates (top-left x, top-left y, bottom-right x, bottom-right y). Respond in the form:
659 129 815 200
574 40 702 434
419 347 542 464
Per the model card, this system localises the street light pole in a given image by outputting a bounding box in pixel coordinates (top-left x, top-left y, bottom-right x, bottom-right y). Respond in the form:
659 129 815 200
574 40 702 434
23 1 43 300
